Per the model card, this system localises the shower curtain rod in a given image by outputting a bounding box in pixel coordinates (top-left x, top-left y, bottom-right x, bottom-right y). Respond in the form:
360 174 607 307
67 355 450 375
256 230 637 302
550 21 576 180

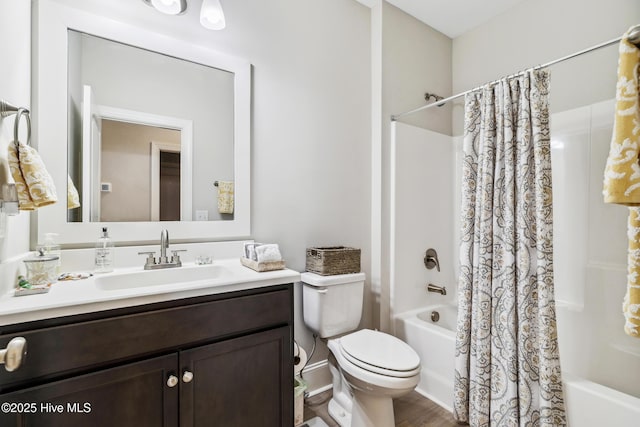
391 25 640 121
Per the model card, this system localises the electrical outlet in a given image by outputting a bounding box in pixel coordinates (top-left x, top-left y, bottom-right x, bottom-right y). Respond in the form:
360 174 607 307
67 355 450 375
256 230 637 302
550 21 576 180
195 210 209 221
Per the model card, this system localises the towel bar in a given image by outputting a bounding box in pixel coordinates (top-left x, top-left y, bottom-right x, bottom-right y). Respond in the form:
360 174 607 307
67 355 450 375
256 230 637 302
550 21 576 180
0 99 31 146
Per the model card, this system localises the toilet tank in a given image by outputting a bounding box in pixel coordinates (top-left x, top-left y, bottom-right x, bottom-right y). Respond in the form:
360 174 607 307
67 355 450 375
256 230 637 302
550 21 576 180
301 272 366 338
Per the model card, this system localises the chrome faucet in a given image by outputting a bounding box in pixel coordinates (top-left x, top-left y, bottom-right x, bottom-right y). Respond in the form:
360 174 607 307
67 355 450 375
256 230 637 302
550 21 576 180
160 229 169 264
426 283 447 295
138 229 186 270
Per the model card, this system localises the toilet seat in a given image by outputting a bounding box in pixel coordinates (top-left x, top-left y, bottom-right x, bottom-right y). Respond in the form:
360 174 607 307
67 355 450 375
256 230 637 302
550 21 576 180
338 329 420 378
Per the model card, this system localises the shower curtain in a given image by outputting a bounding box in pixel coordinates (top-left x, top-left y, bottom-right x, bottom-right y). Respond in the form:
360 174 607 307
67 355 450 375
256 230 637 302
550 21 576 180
453 69 567 426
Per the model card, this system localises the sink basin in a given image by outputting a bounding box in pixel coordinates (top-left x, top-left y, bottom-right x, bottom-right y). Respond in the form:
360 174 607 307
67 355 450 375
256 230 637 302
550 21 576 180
95 264 234 291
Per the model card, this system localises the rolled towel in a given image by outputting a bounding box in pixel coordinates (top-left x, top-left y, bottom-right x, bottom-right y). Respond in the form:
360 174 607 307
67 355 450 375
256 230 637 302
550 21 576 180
255 244 282 263
243 242 263 261
217 180 234 214
7 141 57 210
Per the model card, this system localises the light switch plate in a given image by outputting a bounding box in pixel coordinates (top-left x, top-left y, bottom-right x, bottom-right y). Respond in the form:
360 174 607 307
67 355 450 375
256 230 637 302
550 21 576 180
195 210 209 221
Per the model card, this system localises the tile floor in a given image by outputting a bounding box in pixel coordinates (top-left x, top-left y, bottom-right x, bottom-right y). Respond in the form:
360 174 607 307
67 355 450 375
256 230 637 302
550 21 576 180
303 389 460 427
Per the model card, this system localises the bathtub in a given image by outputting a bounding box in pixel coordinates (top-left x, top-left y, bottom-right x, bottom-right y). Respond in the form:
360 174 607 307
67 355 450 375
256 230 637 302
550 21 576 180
394 305 456 411
394 304 640 426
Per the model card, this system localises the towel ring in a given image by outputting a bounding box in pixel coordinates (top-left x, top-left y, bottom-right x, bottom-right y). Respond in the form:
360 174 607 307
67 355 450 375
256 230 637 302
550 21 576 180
14 108 31 147
1 100 31 147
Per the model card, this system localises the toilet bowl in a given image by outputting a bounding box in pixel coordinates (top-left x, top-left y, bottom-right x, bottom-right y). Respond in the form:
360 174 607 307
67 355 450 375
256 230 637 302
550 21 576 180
301 272 421 427
326 329 420 427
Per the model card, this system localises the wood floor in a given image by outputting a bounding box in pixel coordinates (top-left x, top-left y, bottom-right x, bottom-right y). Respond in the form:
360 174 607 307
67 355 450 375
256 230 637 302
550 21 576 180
303 389 460 427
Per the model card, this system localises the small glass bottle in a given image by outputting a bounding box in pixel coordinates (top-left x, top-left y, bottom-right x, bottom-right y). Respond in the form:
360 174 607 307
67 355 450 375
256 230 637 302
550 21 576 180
38 233 62 275
94 227 114 274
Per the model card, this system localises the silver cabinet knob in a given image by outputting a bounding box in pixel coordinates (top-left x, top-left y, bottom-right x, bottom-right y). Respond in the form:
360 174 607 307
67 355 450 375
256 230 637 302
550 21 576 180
167 375 179 388
1 337 27 372
182 370 194 383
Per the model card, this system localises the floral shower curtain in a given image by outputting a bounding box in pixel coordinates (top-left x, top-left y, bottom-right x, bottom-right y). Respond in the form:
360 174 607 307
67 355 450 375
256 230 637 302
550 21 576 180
453 69 567 426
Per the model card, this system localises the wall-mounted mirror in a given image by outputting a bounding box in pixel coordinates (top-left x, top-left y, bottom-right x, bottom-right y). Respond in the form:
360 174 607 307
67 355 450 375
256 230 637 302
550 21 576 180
67 30 235 224
34 0 251 246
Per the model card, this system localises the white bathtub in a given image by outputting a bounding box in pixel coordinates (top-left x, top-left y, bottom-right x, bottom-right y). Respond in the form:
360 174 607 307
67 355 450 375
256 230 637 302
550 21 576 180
394 304 640 426
395 305 456 411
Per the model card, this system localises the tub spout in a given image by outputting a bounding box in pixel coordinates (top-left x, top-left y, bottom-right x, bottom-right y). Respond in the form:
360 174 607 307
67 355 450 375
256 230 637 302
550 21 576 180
427 283 446 295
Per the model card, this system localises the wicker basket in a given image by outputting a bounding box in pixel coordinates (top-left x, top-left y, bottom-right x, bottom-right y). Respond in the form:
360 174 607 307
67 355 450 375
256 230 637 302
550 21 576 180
305 246 360 275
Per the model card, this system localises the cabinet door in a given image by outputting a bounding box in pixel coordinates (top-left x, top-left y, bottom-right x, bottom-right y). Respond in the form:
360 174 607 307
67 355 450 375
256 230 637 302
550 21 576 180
0 354 179 427
180 326 292 427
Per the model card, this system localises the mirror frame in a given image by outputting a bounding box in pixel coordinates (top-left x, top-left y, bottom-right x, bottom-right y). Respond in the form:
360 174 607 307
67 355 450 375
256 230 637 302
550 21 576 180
33 0 251 246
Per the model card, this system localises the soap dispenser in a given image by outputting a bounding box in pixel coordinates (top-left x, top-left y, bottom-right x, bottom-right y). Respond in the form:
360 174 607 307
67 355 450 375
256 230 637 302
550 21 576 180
37 233 62 274
95 227 114 274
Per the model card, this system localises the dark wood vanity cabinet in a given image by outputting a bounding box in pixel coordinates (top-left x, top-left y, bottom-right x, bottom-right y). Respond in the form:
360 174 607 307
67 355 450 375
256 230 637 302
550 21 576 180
0 284 294 427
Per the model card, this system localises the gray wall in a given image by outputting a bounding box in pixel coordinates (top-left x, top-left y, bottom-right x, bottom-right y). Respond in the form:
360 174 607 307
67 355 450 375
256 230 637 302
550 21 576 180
46 0 372 366
378 1 452 331
75 31 235 221
452 0 640 133
0 1 31 262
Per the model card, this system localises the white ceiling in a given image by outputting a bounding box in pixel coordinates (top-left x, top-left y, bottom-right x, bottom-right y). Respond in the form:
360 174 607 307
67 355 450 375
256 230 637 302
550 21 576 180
358 0 529 38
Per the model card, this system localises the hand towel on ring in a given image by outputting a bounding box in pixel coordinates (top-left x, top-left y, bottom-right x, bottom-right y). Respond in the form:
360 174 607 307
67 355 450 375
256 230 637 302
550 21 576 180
7 140 57 210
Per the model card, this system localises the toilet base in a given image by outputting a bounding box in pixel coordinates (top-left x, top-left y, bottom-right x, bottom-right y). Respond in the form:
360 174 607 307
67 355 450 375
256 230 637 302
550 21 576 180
328 390 396 427
328 397 351 427
349 391 395 427
327 354 399 427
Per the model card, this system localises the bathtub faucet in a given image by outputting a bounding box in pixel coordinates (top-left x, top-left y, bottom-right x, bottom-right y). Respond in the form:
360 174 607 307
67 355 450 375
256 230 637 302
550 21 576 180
426 283 446 295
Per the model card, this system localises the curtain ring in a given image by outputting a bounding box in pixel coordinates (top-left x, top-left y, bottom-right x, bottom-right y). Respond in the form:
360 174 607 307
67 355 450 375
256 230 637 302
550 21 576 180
14 108 31 147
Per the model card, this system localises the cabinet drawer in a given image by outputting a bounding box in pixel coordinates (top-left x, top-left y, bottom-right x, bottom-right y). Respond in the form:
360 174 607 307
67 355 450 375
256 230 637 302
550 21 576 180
0 288 291 391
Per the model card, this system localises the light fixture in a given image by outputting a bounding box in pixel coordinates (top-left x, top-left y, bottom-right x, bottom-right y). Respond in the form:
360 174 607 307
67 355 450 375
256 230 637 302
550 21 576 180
142 0 187 15
200 0 226 30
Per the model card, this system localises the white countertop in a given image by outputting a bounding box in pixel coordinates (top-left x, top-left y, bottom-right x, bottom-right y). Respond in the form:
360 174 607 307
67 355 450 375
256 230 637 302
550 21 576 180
0 258 300 327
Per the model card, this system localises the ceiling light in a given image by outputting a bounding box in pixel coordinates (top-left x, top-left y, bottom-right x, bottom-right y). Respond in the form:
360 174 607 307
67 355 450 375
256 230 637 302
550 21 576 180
142 0 187 16
200 0 226 30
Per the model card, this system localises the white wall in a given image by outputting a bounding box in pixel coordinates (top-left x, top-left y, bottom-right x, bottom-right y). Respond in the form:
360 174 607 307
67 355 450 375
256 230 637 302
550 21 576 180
0 1 31 265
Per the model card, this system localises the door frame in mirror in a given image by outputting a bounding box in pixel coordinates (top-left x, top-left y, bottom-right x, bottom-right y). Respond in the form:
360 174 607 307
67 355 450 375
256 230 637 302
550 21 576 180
33 0 251 246
92 105 193 222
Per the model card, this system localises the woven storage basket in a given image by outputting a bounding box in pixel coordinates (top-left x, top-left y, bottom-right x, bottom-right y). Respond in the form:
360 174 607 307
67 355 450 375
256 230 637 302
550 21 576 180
305 246 361 275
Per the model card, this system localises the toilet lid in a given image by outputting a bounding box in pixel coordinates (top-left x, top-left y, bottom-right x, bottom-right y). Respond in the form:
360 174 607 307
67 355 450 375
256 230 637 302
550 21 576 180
339 329 420 377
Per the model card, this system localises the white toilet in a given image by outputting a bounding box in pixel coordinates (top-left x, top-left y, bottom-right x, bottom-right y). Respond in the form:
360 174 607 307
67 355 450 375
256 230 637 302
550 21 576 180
301 272 421 427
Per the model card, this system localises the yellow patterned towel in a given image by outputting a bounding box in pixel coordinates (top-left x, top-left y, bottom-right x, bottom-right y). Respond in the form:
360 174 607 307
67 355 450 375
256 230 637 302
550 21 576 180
626 208 640 337
217 180 234 214
67 175 80 209
603 28 640 338
7 141 58 210
603 28 640 204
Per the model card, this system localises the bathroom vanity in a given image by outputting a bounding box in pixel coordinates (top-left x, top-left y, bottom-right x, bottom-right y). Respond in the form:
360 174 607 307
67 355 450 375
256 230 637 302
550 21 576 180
0 261 298 426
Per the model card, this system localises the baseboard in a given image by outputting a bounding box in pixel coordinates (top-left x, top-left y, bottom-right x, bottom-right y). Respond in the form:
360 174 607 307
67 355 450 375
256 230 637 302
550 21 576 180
300 359 331 397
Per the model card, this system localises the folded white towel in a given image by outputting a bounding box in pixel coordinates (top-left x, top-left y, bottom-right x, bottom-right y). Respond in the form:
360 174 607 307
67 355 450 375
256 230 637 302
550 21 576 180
255 244 282 263
244 242 262 261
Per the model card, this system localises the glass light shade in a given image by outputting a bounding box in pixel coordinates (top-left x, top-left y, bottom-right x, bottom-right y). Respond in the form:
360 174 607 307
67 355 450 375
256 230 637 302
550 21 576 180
200 0 226 30
150 0 187 15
